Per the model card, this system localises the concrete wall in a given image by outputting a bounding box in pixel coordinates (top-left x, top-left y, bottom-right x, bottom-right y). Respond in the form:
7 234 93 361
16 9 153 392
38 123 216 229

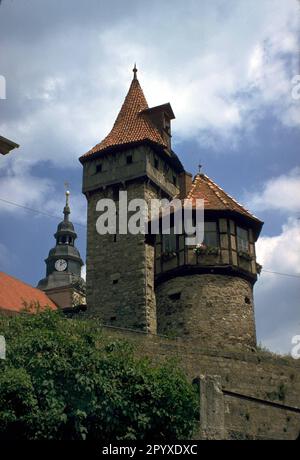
156 274 256 350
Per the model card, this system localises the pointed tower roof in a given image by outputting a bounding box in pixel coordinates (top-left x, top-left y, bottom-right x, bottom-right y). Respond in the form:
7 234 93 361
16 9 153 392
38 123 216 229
184 174 263 236
80 67 167 162
186 174 260 219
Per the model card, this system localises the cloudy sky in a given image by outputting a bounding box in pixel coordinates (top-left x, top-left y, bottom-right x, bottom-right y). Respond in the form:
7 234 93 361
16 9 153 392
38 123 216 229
0 0 299 354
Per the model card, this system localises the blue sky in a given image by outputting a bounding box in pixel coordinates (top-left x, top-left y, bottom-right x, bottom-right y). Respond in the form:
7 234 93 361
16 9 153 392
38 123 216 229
0 0 299 354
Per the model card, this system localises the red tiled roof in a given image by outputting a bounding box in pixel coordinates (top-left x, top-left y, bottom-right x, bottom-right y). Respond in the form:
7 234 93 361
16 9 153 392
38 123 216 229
80 78 167 162
184 174 262 223
0 272 57 313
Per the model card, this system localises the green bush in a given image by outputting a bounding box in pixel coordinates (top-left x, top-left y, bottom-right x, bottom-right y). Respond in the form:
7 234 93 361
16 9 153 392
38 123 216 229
0 310 198 440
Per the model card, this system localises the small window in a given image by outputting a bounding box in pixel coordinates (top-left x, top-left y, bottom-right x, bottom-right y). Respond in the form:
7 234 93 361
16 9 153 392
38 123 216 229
96 164 102 173
126 155 133 165
154 158 159 169
162 232 177 253
112 186 119 202
110 316 117 322
113 279 118 285
169 292 181 301
173 175 177 186
204 221 218 247
237 226 249 253
165 120 170 134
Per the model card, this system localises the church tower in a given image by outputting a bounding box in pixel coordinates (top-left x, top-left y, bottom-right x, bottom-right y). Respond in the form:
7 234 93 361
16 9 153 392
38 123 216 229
37 191 85 309
80 66 184 333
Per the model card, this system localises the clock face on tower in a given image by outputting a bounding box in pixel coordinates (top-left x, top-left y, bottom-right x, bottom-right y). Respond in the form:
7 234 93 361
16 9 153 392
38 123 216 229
55 259 68 272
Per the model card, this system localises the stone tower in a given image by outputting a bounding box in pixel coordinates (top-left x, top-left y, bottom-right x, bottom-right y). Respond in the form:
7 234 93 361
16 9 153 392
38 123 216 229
154 173 263 350
80 66 184 333
77 70 300 442
80 67 263 349
37 191 85 309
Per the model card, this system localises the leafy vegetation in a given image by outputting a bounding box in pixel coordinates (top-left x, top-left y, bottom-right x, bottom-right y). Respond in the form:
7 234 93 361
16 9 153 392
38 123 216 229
0 309 198 440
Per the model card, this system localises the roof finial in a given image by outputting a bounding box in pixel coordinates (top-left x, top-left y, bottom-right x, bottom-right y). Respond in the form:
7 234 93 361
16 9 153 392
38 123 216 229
133 63 138 80
198 162 202 174
65 189 70 207
64 182 70 221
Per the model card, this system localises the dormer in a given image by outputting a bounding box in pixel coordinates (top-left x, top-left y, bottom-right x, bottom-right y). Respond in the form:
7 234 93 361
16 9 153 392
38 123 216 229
142 103 175 151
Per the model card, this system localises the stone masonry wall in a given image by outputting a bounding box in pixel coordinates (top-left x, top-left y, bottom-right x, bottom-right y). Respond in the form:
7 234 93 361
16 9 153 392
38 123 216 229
101 327 300 440
86 180 159 333
156 274 256 350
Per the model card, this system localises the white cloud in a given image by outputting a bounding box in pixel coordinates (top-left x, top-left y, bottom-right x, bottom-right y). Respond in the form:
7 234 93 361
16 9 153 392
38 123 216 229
0 0 298 179
248 45 264 79
0 170 87 226
0 173 55 212
250 168 300 355
81 265 86 281
245 167 300 213
255 218 300 354
95 0 300 143
256 217 300 274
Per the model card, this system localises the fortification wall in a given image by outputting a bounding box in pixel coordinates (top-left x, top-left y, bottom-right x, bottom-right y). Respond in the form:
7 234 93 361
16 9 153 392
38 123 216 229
101 326 300 440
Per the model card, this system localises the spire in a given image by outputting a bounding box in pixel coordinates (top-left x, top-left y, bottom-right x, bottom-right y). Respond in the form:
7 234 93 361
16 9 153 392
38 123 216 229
80 69 167 161
54 190 77 245
63 190 70 222
38 189 84 292
133 63 138 80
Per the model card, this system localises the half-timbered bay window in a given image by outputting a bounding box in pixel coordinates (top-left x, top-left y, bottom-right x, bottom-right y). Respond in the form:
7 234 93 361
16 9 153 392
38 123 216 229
237 226 249 253
204 221 218 247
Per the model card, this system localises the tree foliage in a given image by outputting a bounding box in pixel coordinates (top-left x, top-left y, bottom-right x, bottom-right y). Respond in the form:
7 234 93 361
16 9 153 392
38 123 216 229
0 310 198 440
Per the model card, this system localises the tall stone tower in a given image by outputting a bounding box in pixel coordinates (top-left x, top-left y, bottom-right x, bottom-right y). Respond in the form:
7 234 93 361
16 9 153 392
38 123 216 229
80 66 184 333
80 67 263 349
37 191 85 309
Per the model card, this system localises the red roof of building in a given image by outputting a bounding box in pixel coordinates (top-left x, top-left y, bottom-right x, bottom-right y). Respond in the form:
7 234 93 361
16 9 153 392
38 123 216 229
0 272 57 313
80 77 167 162
185 174 262 224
